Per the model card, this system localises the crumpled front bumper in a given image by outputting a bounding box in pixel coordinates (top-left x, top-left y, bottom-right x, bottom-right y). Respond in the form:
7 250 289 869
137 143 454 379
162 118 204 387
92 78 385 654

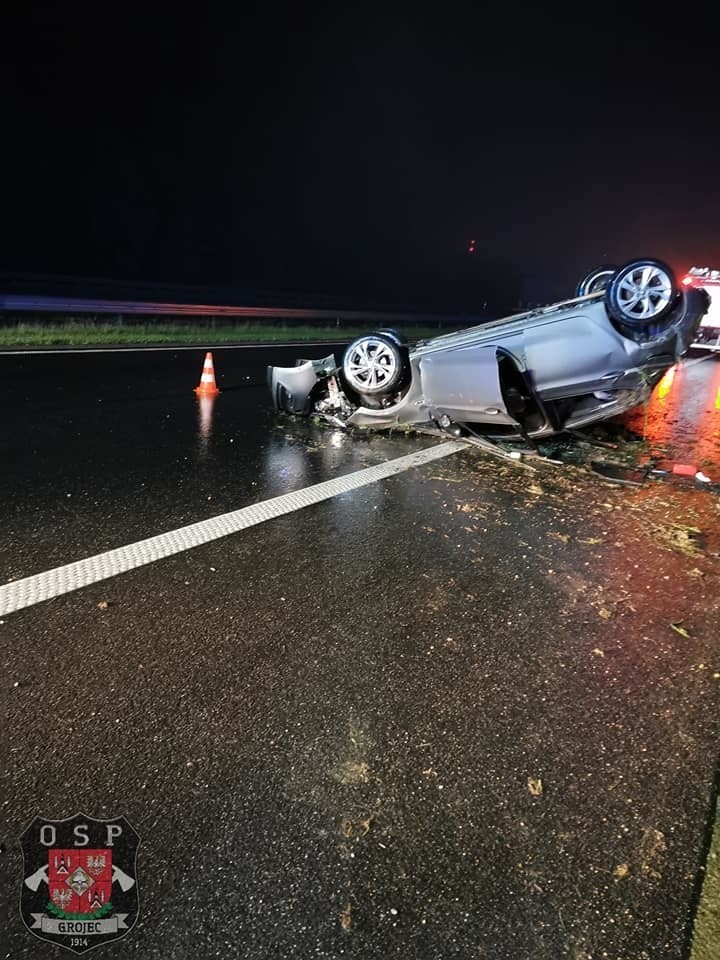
267 355 337 415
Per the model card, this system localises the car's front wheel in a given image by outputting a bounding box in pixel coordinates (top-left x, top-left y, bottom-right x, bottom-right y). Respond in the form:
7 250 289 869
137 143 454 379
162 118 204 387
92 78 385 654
342 332 405 396
605 258 677 327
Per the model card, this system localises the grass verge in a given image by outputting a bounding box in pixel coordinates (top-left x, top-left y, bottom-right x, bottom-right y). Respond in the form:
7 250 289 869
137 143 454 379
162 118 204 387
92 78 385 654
690 795 720 960
0 321 445 347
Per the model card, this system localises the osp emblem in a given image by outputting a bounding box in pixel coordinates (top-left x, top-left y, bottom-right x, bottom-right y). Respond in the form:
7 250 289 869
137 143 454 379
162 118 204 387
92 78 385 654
19 813 140 955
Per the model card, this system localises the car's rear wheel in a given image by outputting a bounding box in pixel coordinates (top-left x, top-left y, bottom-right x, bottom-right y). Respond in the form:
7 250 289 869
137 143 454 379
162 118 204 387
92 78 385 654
605 259 677 327
342 332 405 396
576 266 617 297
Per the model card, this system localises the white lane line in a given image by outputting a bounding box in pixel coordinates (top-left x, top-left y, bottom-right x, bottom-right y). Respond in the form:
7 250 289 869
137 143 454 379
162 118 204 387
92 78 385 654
0 441 467 616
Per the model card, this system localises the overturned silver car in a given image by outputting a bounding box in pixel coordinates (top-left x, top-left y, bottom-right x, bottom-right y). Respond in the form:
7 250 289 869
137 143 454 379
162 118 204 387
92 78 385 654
268 259 710 440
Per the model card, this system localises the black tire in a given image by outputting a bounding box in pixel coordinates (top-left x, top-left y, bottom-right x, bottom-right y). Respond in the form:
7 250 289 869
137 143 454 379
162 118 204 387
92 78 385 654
576 265 617 297
605 258 677 327
342 332 405 396
375 327 407 345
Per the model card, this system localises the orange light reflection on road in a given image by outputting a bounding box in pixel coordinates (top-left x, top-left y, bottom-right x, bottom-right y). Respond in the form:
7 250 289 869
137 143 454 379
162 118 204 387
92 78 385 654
196 393 216 459
656 364 676 398
622 358 720 471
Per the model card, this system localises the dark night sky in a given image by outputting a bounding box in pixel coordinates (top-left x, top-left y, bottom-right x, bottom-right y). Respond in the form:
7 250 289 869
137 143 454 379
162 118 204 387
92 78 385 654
2 6 720 312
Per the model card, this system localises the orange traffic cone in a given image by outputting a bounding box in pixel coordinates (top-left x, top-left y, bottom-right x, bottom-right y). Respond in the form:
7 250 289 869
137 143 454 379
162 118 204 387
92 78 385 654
194 351 220 396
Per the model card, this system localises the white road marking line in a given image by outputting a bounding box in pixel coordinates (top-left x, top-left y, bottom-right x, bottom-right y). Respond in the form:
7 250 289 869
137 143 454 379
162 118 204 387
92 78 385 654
0 441 467 616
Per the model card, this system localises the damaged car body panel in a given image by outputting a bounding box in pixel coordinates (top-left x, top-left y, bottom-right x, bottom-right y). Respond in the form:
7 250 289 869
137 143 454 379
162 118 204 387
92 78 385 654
268 259 711 440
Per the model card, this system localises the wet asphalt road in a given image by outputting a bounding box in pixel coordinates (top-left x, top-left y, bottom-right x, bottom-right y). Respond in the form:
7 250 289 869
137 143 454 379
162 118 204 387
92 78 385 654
1 348 720 959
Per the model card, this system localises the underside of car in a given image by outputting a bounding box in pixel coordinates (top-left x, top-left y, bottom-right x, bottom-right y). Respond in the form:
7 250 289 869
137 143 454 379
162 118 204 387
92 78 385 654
268 259 711 442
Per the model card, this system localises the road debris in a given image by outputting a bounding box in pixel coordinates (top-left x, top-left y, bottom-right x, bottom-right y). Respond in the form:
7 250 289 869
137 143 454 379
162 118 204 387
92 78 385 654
336 761 370 785
639 828 667 880
528 777 544 796
590 461 648 486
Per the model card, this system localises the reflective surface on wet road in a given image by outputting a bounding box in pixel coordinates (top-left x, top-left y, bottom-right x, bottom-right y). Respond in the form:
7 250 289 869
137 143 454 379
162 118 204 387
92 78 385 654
622 353 720 474
0 346 431 580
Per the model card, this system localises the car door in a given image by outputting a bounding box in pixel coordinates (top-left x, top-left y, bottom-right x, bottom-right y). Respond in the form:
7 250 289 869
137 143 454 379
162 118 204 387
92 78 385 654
419 342 518 424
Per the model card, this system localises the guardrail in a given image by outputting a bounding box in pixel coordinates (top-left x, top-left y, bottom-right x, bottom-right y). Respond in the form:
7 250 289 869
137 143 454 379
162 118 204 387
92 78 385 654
0 294 482 329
